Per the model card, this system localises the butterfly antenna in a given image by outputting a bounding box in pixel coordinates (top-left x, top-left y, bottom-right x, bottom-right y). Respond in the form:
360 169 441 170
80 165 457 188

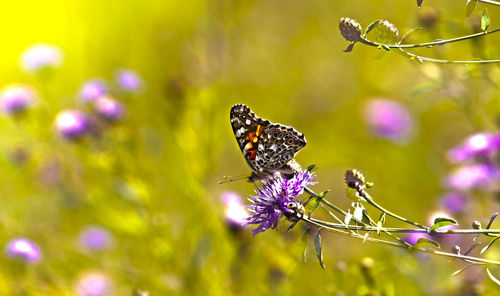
218 175 249 184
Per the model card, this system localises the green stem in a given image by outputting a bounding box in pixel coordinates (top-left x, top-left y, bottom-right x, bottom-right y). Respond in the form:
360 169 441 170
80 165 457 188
306 217 500 235
397 48 500 64
361 27 500 49
479 0 500 6
302 216 500 266
355 185 429 230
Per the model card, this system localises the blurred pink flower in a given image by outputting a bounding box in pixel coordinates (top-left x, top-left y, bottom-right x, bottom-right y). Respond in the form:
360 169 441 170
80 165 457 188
364 99 414 142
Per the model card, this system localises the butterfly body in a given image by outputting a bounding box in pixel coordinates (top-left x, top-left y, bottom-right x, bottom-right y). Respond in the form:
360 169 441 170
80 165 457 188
230 104 306 182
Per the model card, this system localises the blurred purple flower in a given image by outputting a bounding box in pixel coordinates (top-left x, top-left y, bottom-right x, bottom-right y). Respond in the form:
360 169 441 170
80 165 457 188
80 80 108 103
20 43 63 73
445 163 500 191
5 238 41 263
93 96 125 121
403 232 431 246
115 69 143 92
0 84 37 115
447 133 500 164
76 272 112 296
55 110 91 140
440 192 469 214
246 171 315 235
221 192 249 227
364 99 414 141
80 226 112 250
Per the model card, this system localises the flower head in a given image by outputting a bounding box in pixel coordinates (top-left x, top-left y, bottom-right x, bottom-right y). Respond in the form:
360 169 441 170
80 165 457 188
115 69 143 92
364 99 414 142
20 43 63 73
93 96 125 121
55 110 91 140
79 226 113 250
76 271 113 296
0 84 37 115
447 133 500 164
445 163 500 191
246 171 315 235
79 80 108 103
5 238 41 263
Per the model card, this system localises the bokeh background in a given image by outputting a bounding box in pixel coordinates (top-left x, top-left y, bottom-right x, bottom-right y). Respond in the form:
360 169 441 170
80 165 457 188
2 0 500 295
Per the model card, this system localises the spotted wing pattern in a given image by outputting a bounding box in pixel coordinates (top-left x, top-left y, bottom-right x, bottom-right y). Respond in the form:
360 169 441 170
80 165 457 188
230 104 306 176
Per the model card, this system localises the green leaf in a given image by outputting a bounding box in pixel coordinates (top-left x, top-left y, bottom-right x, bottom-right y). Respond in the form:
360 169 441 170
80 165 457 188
306 164 316 172
307 190 328 214
451 266 469 277
429 217 458 232
287 220 299 232
466 0 478 19
302 230 309 263
486 212 499 229
413 237 441 249
481 9 490 31
417 0 424 8
486 268 500 286
314 230 325 269
363 20 383 37
480 236 500 254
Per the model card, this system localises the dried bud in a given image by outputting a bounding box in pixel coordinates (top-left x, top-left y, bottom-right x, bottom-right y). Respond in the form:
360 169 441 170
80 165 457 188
452 245 461 254
345 169 366 188
472 220 482 229
339 17 362 42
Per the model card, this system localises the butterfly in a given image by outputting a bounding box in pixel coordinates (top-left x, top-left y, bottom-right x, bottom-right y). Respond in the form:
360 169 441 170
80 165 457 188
230 104 306 182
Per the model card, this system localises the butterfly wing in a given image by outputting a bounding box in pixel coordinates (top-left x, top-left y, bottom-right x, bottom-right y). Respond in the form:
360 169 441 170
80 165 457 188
230 104 271 172
230 104 307 176
257 123 306 172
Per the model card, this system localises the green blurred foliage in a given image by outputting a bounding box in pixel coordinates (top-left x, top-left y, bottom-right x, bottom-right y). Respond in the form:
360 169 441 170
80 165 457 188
0 0 500 295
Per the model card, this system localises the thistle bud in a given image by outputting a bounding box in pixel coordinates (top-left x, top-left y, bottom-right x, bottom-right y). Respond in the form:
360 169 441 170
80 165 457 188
339 17 362 42
345 169 366 188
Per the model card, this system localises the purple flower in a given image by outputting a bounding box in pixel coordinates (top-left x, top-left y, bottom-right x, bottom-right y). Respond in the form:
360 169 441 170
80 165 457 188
54 110 91 140
5 238 41 263
246 171 315 235
79 226 112 250
79 80 108 103
20 43 63 73
115 69 143 92
440 192 469 214
93 96 125 121
447 133 500 163
76 271 112 296
0 84 37 115
364 99 414 141
221 192 249 227
445 163 500 191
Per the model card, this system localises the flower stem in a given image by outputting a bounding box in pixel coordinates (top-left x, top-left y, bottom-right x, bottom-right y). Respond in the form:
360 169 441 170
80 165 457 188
361 27 500 49
302 216 500 266
353 184 429 230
